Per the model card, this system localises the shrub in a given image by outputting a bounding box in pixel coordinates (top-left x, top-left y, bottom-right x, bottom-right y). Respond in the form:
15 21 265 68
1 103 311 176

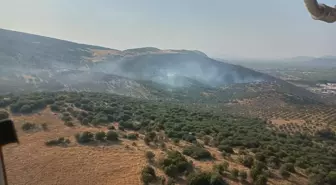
21 122 36 131
210 173 228 185
81 118 89 125
167 178 176 185
148 131 157 141
145 151 155 162
159 151 192 177
20 104 32 113
255 174 268 185
255 152 266 162
95 131 106 141
327 171 336 185
141 165 157 184
41 123 48 131
158 176 166 185
118 125 125 131
61 114 72 122
127 133 138 140
281 163 295 173
164 165 179 177
279 166 290 178
91 113 109 125
221 161 229 171
45 139 60 146
159 142 166 150
315 128 335 139
284 156 296 163
308 173 326 185
65 138 71 144
120 121 135 130
172 138 180 145
250 161 267 181
221 151 230 158
50 104 60 112
218 145 234 154
239 170 247 181
183 146 212 160
203 136 211 145
0 110 9 120
107 125 115 130
75 131 94 143
213 162 229 175
231 168 239 179
267 156 280 169
106 130 118 141
213 164 224 174
64 121 74 127
186 172 228 185
144 136 151 145
45 137 70 146
240 155 254 168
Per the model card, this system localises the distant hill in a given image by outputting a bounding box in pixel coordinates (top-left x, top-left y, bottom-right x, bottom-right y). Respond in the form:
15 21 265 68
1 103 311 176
0 28 326 104
226 56 336 69
281 56 336 68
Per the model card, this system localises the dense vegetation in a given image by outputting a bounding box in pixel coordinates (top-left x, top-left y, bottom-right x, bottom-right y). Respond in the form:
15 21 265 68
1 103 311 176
141 165 157 185
74 130 119 144
182 146 212 160
186 171 228 185
158 151 193 177
1 91 335 185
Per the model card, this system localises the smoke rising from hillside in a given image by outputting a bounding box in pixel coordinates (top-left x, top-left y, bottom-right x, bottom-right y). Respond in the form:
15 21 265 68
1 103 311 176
92 54 265 88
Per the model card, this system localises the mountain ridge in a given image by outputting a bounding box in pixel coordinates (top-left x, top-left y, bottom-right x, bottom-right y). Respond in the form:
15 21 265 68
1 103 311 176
0 28 326 105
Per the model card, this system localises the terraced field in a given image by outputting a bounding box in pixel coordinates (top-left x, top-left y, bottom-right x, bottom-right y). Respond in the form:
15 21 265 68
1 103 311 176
226 93 336 135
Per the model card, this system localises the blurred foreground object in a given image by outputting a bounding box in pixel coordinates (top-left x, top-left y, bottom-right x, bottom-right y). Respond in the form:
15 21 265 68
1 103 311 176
304 0 336 23
0 119 19 185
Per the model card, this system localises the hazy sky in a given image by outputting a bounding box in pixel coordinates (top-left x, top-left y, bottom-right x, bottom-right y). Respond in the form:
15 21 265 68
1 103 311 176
0 0 335 59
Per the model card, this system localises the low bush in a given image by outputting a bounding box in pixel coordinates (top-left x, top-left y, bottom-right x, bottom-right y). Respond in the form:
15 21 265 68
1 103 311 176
145 151 155 162
281 163 295 173
0 110 9 120
21 122 36 131
107 125 115 130
106 130 118 141
64 121 74 127
45 137 70 146
183 145 212 160
218 145 234 154
41 123 48 131
141 165 157 184
186 171 228 185
95 131 106 141
231 168 239 179
213 162 229 175
159 151 193 177
240 155 254 168
279 166 290 178
127 133 138 140
75 131 94 143
239 170 247 181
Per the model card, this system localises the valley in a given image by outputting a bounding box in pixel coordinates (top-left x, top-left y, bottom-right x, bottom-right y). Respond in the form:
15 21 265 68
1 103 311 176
226 59 336 103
